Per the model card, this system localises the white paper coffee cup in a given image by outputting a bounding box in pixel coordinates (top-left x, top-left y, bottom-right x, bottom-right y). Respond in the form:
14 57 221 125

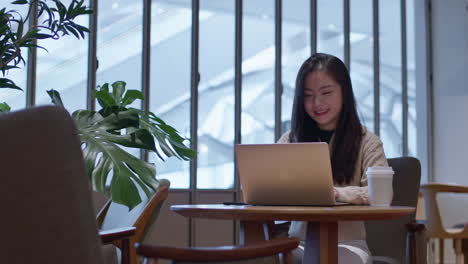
367 166 394 207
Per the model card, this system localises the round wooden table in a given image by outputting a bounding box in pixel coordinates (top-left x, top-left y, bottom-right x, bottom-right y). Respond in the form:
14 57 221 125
171 204 415 264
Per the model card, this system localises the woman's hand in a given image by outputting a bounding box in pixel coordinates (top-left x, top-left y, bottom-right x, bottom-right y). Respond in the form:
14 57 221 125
334 187 339 200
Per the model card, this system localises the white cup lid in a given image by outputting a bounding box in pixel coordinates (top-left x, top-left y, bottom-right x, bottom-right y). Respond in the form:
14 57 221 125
366 166 394 174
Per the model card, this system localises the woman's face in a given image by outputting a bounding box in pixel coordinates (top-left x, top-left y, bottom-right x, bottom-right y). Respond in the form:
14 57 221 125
303 71 343 131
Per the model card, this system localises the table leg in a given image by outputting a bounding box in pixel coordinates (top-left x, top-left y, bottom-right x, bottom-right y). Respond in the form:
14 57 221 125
239 221 275 245
303 221 338 264
239 221 279 264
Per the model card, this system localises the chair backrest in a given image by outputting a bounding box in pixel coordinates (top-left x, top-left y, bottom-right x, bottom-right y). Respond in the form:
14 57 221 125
365 157 421 263
0 106 103 264
98 181 169 243
135 237 299 264
97 180 169 264
420 183 468 239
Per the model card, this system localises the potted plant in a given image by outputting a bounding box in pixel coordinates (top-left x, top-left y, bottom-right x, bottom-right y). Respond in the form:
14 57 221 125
48 83 195 209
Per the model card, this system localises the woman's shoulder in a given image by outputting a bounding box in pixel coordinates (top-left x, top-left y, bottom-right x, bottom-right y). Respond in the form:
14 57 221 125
277 131 291 143
361 126 384 148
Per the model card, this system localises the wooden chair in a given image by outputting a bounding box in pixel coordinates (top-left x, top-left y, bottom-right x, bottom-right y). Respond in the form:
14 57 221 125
97 182 170 264
0 106 135 264
135 237 300 264
420 183 468 264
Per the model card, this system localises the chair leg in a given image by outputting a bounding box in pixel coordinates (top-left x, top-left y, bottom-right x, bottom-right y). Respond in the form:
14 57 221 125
121 238 131 264
283 251 294 264
462 239 468 264
406 230 416 264
454 239 463 264
439 239 444 264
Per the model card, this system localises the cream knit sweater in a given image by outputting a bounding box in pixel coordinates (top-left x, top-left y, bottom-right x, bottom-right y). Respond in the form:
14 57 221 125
277 126 388 241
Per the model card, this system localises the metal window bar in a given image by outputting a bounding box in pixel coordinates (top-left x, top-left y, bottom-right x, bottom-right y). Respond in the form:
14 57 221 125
189 0 200 247
233 0 243 245
26 1 38 107
141 0 151 161
373 0 380 136
87 0 98 111
426 0 434 181
275 0 282 141
234 0 243 197
310 0 317 55
401 0 408 156
344 0 350 70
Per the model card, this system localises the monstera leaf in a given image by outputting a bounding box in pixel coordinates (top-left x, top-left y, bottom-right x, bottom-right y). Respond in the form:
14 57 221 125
138 110 195 161
74 109 158 209
47 81 195 209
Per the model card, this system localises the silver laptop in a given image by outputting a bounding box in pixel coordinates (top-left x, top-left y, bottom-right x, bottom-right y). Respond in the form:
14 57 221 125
235 143 337 206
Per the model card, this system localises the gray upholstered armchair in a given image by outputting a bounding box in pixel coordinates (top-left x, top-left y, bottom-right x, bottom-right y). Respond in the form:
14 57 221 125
365 157 426 264
0 106 135 264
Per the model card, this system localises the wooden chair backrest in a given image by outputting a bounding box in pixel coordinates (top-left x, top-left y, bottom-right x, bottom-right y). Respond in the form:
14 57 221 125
136 237 299 264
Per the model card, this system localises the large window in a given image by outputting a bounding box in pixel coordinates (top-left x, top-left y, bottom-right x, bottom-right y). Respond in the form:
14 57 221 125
0 0 427 189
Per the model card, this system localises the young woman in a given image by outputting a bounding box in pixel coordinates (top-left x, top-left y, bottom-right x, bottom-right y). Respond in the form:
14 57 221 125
277 53 388 263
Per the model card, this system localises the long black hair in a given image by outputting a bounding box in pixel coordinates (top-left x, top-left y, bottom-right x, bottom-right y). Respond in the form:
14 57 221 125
289 53 363 185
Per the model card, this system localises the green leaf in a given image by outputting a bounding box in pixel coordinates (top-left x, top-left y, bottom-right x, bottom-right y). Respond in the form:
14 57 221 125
93 109 140 131
54 0 67 22
16 18 23 40
100 83 109 92
0 78 23 90
75 23 90 34
11 0 28 4
0 102 11 112
110 168 141 210
74 110 158 209
46 89 65 108
20 29 40 46
111 81 126 105
121 90 144 107
34 33 53 39
137 110 196 161
64 24 80 39
94 90 116 108
105 128 156 151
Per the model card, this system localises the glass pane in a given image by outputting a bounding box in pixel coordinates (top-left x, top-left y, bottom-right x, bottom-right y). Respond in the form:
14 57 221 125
379 0 403 158
281 0 310 134
97 0 143 159
350 0 374 132
149 0 192 189
0 1 29 110
197 0 235 189
96 0 142 109
317 0 344 61
242 0 275 144
35 0 89 112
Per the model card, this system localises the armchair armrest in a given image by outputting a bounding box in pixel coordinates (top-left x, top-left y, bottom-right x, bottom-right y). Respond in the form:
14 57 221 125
135 237 300 262
99 226 136 244
421 183 468 193
100 227 136 264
